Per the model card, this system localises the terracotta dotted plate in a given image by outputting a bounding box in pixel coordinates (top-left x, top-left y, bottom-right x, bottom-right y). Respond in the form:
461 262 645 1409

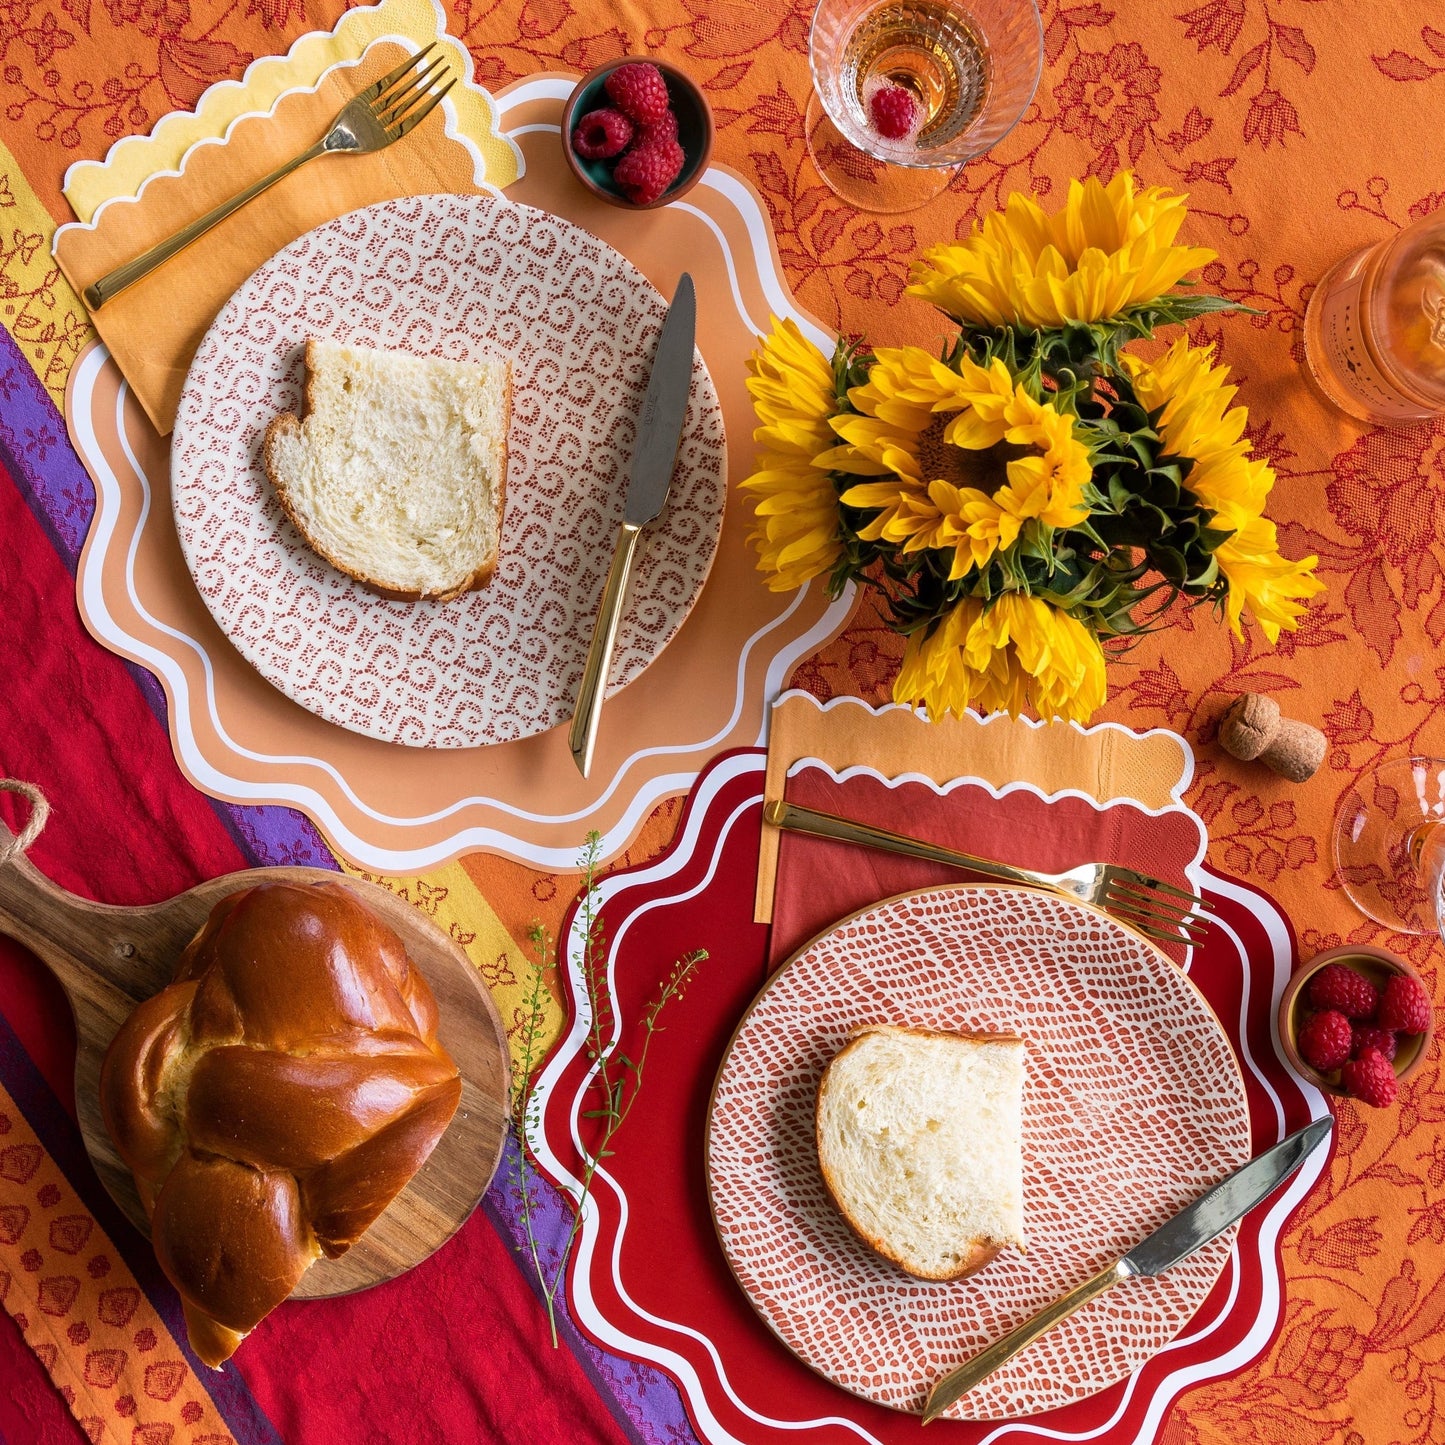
706 884 1251 1421
171 192 726 749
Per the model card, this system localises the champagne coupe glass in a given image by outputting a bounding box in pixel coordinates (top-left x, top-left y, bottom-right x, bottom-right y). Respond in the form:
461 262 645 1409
806 0 1043 214
1332 755 1445 936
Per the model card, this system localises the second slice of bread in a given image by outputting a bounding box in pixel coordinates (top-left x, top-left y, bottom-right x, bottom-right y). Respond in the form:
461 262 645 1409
816 1024 1025 1280
263 339 510 602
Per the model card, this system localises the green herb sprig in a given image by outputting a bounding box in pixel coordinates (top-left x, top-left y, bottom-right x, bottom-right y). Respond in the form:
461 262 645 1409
508 831 707 1346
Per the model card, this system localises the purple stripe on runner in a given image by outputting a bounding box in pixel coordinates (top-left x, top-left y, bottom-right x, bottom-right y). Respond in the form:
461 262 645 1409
0 324 336 872
0 1008 286 1445
486 1133 701 1445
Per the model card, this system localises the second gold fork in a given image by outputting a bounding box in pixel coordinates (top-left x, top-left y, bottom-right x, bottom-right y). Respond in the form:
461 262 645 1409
764 799 1212 947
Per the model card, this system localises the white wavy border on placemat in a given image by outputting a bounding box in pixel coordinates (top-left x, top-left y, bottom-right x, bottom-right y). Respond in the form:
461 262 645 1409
528 749 1331 1445
65 73 853 871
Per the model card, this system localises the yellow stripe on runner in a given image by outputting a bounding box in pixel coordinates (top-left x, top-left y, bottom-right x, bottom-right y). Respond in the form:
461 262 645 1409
0 141 92 403
0 1082 236 1445
339 859 566 1085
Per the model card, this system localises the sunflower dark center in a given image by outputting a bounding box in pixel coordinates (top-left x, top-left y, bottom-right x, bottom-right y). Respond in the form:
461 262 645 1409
915 418 1031 494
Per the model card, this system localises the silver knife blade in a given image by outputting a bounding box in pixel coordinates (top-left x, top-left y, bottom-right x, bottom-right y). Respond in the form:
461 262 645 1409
624 272 696 527
922 1118 1332 1423
1125 1116 1333 1277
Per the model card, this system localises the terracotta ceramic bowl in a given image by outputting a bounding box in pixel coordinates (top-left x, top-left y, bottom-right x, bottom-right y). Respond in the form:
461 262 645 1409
561 58 713 210
1278 944 1435 1096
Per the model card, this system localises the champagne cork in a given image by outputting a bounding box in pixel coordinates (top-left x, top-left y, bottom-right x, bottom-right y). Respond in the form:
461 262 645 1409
1217 693 1326 783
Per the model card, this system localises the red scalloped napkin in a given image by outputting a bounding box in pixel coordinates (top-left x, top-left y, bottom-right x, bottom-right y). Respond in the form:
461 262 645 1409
770 763 1203 968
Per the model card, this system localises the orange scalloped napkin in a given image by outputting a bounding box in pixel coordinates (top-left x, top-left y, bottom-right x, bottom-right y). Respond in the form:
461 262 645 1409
53 38 519 435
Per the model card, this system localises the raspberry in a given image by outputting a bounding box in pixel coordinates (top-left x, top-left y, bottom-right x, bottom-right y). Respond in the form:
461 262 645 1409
1377 974 1431 1034
614 138 685 205
869 83 918 140
636 107 678 146
1306 963 1379 1021
1340 1047 1399 1108
604 62 671 127
1350 1023 1398 1061
571 107 633 160
1296 1010 1353 1071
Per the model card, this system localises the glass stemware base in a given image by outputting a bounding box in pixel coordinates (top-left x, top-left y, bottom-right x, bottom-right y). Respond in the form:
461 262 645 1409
1331 755 1445 935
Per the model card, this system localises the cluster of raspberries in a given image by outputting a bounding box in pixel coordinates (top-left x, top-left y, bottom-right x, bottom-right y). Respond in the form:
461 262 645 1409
571 63 685 206
1294 963 1432 1107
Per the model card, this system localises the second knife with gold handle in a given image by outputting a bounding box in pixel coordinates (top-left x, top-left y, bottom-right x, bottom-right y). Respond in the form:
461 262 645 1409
922 1118 1332 1422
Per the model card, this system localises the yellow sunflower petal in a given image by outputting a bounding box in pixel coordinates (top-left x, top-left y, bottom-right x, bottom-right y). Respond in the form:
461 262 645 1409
906 172 1216 328
738 317 844 589
1124 338 1323 641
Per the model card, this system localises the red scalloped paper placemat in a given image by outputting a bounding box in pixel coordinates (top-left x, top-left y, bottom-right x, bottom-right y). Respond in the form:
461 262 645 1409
532 748 1328 1445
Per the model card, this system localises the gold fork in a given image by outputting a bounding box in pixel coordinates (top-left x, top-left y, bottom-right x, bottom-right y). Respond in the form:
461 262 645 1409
763 800 1213 948
82 43 456 312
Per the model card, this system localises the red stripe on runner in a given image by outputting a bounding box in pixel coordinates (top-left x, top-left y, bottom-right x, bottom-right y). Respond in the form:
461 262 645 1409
236 1207 638 1445
0 936 76 1113
0 1307 88 1445
0 456 249 905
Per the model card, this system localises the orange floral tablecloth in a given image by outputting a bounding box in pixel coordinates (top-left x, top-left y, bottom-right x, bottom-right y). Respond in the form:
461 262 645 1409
1 3 1443 1444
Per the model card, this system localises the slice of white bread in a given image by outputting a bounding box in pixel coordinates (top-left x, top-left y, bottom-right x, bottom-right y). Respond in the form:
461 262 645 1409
263 339 511 602
816 1024 1025 1280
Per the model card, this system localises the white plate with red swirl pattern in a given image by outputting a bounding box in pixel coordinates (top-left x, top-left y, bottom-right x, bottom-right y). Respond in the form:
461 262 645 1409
171 193 726 749
706 883 1251 1422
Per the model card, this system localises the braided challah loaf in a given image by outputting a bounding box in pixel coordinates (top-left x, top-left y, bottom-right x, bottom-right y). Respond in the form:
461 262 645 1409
100 880 462 1367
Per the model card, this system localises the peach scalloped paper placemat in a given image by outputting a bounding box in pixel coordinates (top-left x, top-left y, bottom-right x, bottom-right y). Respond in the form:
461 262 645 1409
53 16 519 433
754 691 1195 922
66 80 853 873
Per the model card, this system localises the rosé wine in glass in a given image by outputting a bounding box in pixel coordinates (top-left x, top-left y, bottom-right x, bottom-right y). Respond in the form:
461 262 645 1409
807 0 1042 213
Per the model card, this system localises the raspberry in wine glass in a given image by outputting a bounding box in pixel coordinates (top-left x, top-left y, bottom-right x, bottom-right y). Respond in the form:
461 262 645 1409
806 0 1042 212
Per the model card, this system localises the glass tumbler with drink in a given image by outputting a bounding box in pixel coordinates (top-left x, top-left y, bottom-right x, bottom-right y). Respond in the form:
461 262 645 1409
807 0 1043 213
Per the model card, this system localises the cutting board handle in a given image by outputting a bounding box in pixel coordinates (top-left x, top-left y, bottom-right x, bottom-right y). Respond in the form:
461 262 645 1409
0 803 154 1015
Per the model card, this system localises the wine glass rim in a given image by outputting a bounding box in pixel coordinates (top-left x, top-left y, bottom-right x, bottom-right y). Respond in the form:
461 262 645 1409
807 0 1044 170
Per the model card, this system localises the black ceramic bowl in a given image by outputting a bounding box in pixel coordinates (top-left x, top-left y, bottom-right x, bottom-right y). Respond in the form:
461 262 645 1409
561 58 713 210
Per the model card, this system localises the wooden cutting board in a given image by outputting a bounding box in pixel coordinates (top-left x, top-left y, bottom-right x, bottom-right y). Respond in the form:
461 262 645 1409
0 819 510 1298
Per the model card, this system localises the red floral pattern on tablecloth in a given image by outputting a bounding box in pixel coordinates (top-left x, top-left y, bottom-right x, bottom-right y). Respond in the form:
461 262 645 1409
1 1 1443 1443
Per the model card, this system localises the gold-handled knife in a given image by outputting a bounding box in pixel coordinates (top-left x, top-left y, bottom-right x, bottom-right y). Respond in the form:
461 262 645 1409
568 273 697 778
922 1116 1334 1423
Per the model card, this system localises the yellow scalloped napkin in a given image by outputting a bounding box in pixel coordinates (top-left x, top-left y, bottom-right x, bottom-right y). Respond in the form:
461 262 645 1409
60 0 510 221
53 8 518 434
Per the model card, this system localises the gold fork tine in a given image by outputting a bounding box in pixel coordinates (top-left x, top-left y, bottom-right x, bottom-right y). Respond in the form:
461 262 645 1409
1105 880 1208 921
1107 906 1209 947
1103 901 1208 947
1122 919 1196 947
384 78 456 140
356 40 438 104
371 52 451 122
1095 901 1198 946
1104 892 1211 942
1111 869 1216 911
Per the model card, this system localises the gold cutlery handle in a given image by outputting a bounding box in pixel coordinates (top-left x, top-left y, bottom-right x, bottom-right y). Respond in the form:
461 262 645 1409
763 800 1052 892
81 141 325 311
569 522 642 779
923 1259 1132 1422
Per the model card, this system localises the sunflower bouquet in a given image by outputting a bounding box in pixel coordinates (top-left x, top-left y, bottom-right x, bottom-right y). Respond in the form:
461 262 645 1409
740 173 1324 726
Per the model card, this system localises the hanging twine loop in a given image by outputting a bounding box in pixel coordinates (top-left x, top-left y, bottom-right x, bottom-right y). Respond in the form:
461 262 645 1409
0 780 50 866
